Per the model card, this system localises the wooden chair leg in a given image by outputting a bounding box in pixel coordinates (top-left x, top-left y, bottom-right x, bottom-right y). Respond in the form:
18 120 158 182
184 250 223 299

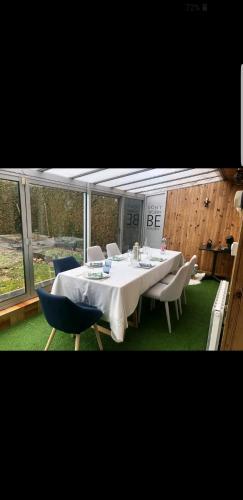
45 328 56 351
75 334 81 351
175 301 179 320
165 302 172 333
94 324 103 351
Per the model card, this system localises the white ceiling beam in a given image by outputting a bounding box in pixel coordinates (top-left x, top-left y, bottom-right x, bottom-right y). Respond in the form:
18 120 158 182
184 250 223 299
100 167 190 188
143 176 222 196
126 169 219 192
71 168 109 179
131 171 221 193
0 168 145 199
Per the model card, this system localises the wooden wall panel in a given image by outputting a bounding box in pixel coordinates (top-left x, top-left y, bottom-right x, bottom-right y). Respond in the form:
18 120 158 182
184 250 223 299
219 168 238 182
163 181 241 278
221 217 243 350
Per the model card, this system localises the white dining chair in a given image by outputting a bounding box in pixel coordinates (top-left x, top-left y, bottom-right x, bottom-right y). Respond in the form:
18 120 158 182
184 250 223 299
142 263 190 333
161 255 197 307
183 255 197 304
87 246 104 262
106 243 121 258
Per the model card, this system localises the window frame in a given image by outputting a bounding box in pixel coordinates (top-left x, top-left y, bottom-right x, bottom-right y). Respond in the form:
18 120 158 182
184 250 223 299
0 173 31 309
0 169 145 310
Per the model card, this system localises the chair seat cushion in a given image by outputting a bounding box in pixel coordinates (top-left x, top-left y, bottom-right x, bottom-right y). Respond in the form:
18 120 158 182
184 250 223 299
160 273 175 285
144 282 168 300
37 287 103 335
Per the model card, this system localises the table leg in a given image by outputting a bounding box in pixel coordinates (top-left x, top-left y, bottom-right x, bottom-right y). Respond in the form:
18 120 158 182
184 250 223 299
128 309 139 328
211 252 221 282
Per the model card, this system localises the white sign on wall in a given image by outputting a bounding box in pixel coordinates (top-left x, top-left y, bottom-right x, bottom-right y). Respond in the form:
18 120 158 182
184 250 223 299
122 198 143 251
144 193 167 249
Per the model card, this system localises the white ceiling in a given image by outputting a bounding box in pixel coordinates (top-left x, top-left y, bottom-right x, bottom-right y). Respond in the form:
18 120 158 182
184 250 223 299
28 167 222 195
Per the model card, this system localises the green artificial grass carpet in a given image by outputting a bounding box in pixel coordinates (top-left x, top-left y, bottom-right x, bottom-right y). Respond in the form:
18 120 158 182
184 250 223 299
0 280 219 351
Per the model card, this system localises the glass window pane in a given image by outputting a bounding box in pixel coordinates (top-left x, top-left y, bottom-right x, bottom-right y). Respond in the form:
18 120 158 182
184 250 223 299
0 179 26 302
30 185 84 288
91 195 119 253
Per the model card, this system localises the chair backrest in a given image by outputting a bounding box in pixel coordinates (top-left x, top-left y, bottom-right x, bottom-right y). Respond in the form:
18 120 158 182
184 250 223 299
106 243 121 258
185 255 197 286
87 246 104 262
160 262 190 302
37 288 102 334
53 256 80 276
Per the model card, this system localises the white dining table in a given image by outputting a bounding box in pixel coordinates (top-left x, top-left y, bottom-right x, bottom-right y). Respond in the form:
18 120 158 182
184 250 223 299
51 249 183 343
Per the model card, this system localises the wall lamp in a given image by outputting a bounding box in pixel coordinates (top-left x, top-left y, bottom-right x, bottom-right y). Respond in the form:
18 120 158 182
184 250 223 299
204 198 211 208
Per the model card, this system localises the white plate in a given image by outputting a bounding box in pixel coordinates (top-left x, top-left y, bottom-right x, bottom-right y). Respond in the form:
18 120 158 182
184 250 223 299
136 264 155 269
85 262 104 268
108 255 127 262
150 257 167 262
87 274 110 280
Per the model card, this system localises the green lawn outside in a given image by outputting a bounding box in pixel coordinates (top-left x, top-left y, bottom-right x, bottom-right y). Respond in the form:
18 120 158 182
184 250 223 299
0 247 83 295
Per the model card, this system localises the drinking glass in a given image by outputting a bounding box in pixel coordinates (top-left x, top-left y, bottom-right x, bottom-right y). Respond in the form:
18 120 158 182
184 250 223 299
104 259 111 274
127 249 132 264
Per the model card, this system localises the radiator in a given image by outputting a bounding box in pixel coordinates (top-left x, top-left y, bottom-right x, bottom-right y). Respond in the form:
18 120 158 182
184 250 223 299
206 280 229 351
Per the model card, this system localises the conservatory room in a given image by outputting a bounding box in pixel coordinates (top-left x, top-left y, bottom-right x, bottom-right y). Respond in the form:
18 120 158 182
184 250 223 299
0 167 242 351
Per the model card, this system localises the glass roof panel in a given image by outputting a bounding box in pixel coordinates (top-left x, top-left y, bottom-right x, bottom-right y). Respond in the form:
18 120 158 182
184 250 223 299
73 168 144 184
143 176 222 195
46 168 104 178
117 168 218 191
98 168 186 188
24 168 221 195
129 171 221 193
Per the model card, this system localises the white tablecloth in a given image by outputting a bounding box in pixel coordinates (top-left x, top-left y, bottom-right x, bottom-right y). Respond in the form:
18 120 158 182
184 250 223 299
51 249 183 343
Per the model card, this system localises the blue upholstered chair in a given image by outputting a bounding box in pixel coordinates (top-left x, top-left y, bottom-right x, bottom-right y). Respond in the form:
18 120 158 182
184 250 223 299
37 288 104 351
53 256 80 276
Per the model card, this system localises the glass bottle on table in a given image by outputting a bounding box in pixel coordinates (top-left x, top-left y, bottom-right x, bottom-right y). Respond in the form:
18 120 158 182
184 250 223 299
143 238 148 255
146 246 151 260
160 237 167 254
133 242 139 262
